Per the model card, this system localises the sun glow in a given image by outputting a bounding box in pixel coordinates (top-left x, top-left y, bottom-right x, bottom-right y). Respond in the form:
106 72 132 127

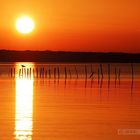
16 16 35 34
15 63 34 140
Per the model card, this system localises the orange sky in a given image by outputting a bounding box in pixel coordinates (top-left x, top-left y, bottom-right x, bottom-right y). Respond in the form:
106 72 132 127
0 0 140 52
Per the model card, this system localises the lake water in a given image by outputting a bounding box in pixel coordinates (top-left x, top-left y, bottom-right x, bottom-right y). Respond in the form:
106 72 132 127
0 62 140 140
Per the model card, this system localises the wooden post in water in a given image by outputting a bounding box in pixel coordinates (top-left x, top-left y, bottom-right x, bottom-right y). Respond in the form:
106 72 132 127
13 68 15 78
19 69 21 77
57 67 60 79
108 64 110 80
98 67 100 84
29 68 31 77
54 67 56 79
85 65 87 79
115 67 117 87
33 68 35 78
69 68 72 79
24 68 26 77
100 64 103 79
22 68 23 76
89 64 94 78
49 68 51 79
115 67 117 79
64 67 67 79
26 68 28 77
118 68 121 85
75 66 78 79
36 68 38 78
10 68 13 78
42 67 44 78
27 68 29 77
40 68 42 78
45 70 47 78
107 64 110 88
131 63 134 80
131 63 134 93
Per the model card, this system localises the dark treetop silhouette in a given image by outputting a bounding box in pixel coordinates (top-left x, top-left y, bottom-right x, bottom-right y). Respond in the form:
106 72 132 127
0 50 140 63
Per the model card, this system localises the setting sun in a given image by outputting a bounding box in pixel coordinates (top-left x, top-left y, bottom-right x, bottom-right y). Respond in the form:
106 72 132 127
16 16 35 34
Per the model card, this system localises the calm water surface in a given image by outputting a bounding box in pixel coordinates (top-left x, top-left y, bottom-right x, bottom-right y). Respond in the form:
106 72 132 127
0 63 140 140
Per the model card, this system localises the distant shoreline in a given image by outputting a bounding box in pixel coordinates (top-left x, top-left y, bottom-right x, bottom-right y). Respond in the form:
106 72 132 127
0 50 140 63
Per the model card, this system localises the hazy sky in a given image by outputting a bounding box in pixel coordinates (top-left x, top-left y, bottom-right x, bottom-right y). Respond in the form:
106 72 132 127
0 0 140 52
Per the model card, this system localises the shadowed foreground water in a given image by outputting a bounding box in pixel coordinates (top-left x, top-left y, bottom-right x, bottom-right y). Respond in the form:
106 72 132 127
0 63 140 140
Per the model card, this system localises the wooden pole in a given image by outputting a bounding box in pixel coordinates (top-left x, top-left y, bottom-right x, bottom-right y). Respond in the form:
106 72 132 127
40 68 42 78
33 68 35 78
57 67 60 79
36 68 38 78
75 66 78 79
64 67 67 79
115 67 117 87
118 68 121 85
14 68 15 78
42 67 45 78
100 64 103 79
69 68 72 79
98 67 100 84
30 68 31 77
21 68 23 76
19 69 21 77
108 64 110 80
27 68 29 77
85 65 87 79
45 70 47 78
131 63 134 80
49 68 51 79
10 68 13 78
54 67 56 79
24 68 26 77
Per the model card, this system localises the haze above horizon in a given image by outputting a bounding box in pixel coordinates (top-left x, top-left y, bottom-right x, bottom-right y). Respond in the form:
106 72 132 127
0 0 140 52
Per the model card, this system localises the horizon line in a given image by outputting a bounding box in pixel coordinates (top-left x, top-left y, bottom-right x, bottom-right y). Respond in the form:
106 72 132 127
0 49 140 54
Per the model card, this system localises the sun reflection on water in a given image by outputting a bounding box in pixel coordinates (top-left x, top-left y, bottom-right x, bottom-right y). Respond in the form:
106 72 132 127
15 63 34 140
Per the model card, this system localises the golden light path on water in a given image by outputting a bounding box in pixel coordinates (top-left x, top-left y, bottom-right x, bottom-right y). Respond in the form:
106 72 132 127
15 63 34 140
